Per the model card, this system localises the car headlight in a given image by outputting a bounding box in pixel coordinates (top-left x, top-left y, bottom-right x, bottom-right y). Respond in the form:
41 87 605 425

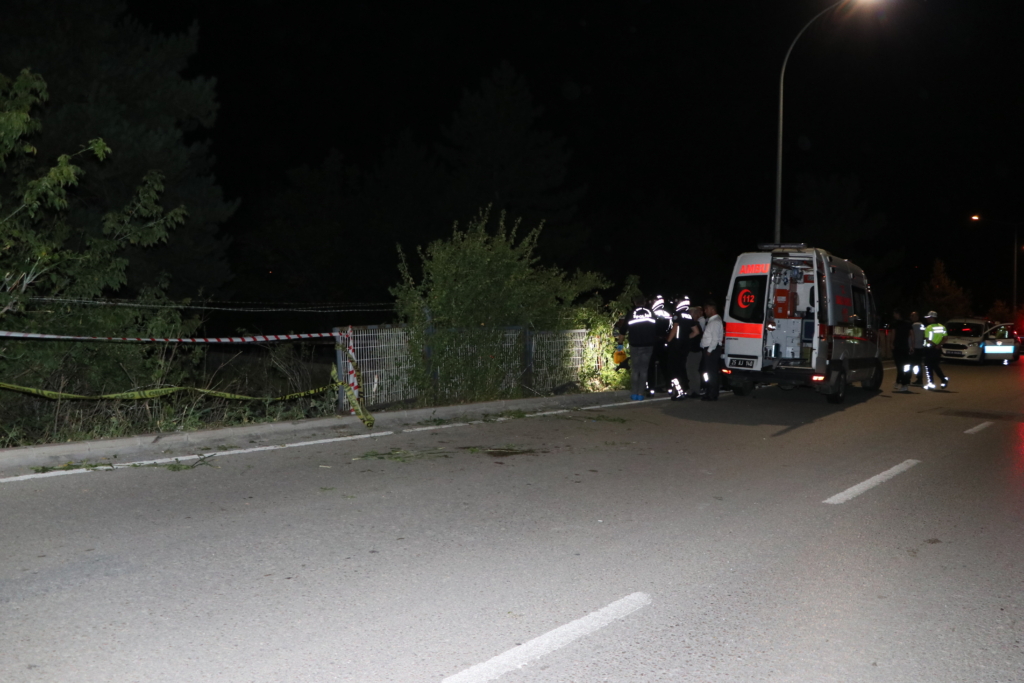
968 342 979 348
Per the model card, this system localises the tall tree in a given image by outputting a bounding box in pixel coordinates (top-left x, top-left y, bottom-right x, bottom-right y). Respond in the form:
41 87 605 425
0 0 236 298
921 259 971 319
436 61 585 229
1 69 195 418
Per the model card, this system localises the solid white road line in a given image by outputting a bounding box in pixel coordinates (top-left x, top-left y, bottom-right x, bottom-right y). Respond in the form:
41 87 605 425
823 459 921 505
1 393 681 485
442 592 652 683
580 396 672 410
964 421 993 434
0 431 395 484
403 422 473 433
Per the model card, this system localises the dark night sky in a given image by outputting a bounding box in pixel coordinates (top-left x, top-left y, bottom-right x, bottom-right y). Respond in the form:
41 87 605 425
127 0 1022 311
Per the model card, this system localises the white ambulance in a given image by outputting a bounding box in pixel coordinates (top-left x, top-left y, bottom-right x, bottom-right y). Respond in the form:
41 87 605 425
721 244 883 404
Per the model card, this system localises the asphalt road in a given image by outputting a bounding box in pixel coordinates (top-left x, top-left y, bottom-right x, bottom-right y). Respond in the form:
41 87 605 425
2 362 1023 682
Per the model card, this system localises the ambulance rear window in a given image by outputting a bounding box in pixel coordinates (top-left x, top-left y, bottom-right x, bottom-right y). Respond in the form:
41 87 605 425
730 275 767 323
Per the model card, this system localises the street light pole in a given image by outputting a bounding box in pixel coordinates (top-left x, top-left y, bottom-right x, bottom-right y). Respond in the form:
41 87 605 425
775 0 843 243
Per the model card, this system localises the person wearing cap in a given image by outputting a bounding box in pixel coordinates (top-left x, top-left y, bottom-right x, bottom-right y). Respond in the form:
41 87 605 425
922 310 948 389
623 296 657 400
666 296 699 400
646 295 673 395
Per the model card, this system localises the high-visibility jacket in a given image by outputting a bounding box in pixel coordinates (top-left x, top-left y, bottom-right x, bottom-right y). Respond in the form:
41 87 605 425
924 322 947 346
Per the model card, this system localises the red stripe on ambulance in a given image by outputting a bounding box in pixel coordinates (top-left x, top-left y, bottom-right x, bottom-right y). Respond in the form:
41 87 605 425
726 322 764 339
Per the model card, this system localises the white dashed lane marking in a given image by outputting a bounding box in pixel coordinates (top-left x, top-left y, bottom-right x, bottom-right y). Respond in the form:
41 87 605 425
442 592 652 683
964 421 993 434
823 459 921 505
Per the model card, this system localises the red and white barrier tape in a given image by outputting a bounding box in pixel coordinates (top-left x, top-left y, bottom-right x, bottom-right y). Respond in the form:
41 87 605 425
0 330 337 344
28 297 395 314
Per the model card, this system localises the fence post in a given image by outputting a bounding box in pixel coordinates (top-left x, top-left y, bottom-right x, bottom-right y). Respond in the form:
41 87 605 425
346 325 359 413
522 326 534 394
333 327 345 413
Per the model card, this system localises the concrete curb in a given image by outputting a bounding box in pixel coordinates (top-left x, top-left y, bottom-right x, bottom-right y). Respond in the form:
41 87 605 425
0 390 633 473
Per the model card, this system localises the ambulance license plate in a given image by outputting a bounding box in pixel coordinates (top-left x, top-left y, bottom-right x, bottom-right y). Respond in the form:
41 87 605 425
728 358 755 368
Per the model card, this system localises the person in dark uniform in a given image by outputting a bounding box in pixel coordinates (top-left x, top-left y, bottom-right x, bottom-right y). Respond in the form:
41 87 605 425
891 309 913 393
646 295 673 395
909 311 926 385
667 296 698 400
623 297 657 400
922 311 948 390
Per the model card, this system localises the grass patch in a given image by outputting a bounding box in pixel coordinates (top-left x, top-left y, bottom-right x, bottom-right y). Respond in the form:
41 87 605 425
30 460 111 474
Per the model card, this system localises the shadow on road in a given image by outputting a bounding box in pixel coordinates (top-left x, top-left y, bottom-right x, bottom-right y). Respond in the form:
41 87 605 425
654 384 883 437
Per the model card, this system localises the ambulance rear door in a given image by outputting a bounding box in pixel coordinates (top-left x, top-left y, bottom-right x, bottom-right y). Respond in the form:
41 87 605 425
723 253 771 372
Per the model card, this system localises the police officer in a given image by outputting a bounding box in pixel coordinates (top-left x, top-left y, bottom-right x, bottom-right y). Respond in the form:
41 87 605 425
647 295 673 395
891 309 913 393
667 296 698 401
922 310 948 389
909 311 927 386
623 297 657 400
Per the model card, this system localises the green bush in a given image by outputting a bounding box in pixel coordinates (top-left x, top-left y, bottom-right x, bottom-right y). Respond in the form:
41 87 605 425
391 206 608 405
573 275 643 392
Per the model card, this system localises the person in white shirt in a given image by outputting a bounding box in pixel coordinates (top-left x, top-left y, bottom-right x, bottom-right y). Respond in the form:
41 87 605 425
699 301 724 401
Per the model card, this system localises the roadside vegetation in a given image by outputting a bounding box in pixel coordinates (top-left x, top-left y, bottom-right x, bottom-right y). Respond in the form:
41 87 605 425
0 70 337 448
1 70 634 449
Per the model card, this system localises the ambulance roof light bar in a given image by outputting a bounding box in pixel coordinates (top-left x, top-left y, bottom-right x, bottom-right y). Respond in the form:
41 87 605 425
758 242 808 251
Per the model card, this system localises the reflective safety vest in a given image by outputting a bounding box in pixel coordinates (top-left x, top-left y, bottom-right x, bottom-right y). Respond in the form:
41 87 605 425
924 323 947 346
627 307 657 346
627 307 654 326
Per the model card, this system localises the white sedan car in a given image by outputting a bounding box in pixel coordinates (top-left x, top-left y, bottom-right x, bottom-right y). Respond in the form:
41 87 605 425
941 318 1020 363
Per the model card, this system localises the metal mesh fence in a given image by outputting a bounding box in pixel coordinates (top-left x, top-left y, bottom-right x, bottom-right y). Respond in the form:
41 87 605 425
530 329 590 393
336 325 414 412
335 326 591 411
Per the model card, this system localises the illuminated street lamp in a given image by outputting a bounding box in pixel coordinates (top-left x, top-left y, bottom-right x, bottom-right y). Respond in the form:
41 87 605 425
972 214 1022 316
774 0 875 243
